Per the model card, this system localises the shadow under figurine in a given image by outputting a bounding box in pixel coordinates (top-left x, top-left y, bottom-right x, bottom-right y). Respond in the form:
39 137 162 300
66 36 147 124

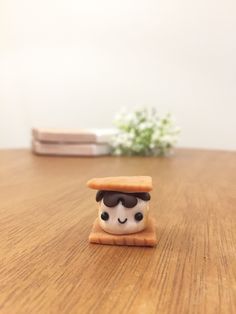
87 176 157 247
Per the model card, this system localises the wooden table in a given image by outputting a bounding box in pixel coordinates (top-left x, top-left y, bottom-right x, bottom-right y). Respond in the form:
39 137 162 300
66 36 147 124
0 149 235 314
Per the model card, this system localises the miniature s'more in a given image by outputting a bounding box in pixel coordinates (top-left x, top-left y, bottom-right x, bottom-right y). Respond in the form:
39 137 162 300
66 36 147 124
87 176 157 247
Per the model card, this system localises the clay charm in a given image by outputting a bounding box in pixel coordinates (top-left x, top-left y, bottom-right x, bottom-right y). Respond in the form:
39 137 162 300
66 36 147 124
87 176 157 247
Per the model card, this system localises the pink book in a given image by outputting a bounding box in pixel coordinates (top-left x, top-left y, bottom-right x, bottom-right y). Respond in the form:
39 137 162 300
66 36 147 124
32 128 116 144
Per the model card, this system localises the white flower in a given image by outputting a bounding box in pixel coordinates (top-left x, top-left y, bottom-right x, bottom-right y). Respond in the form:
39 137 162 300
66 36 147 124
112 107 180 156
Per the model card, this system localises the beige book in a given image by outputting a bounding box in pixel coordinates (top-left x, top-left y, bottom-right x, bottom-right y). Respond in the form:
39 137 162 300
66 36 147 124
32 140 111 156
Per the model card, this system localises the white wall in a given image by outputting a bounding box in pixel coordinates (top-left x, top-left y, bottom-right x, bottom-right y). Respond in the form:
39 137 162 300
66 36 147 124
0 0 236 150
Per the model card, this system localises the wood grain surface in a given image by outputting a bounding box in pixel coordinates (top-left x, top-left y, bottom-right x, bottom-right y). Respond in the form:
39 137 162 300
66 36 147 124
0 149 235 314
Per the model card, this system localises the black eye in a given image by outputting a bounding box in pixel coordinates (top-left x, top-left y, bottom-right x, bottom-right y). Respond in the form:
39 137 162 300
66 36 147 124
101 212 109 221
134 212 143 222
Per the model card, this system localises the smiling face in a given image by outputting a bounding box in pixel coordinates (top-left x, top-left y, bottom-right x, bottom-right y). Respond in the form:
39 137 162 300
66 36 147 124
97 191 150 235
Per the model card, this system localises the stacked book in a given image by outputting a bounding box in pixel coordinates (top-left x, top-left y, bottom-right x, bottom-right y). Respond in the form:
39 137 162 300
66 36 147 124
32 128 116 156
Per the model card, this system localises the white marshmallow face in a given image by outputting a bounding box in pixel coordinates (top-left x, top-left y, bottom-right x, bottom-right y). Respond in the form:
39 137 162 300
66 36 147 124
98 198 149 235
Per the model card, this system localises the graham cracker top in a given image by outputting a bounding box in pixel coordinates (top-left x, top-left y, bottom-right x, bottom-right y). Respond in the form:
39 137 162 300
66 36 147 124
87 176 152 192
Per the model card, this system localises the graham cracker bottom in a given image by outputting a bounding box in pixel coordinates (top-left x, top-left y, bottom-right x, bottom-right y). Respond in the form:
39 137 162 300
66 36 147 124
89 217 157 247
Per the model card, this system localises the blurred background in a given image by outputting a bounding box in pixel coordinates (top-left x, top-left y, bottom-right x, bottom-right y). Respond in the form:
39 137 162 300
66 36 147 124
0 0 235 150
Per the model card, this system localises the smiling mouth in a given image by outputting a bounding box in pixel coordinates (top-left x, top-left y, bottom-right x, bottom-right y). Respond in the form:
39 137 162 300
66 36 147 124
118 218 128 224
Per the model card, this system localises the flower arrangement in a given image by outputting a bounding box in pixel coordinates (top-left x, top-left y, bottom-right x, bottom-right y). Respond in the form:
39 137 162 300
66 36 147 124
112 107 180 156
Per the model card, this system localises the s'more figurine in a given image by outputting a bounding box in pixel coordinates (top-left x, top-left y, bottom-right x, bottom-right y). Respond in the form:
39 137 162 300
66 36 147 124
87 176 157 247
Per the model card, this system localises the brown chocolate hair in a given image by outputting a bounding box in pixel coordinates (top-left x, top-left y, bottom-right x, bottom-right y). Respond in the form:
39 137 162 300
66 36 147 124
96 190 150 208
